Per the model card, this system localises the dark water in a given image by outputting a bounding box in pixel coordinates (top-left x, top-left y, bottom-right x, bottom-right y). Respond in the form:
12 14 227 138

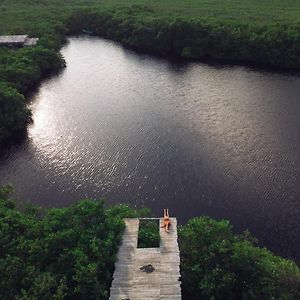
0 37 299 261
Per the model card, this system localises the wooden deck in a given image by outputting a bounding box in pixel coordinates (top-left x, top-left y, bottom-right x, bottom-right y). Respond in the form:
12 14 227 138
109 218 182 300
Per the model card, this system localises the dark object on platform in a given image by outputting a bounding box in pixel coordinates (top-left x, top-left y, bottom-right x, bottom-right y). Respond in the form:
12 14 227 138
140 264 155 273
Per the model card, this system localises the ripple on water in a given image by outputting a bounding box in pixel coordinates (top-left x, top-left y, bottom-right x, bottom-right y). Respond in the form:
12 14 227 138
0 37 299 262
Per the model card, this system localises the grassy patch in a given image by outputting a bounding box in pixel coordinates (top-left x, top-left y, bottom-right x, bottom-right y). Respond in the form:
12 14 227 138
137 219 160 248
1 0 300 33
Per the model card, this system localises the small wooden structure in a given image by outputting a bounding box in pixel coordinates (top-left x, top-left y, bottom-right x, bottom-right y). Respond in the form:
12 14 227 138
0 35 39 47
109 218 182 300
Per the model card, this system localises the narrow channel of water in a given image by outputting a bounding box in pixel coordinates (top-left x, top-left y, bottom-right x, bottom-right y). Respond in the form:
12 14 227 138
0 37 299 261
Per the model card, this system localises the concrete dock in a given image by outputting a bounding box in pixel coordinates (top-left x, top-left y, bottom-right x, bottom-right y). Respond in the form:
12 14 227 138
109 218 181 300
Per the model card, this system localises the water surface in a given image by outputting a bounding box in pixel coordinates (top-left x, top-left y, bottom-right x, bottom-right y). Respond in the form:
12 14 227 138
1 37 299 261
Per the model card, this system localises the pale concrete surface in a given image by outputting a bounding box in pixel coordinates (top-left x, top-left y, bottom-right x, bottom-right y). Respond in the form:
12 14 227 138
109 218 181 300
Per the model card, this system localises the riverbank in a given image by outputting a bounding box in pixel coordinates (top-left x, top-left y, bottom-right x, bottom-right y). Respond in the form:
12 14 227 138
66 9 300 70
1 1 300 143
0 187 299 299
1 0 300 69
1 37 300 263
0 46 65 143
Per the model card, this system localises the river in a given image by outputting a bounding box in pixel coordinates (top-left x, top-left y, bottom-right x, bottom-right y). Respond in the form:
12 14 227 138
0 37 299 261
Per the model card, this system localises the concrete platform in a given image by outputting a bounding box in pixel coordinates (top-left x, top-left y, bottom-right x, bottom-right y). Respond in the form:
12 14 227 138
109 218 181 300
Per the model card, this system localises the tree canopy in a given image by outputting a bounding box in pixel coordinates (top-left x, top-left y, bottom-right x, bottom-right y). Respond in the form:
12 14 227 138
179 217 300 300
0 186 141 299
1 186 299 299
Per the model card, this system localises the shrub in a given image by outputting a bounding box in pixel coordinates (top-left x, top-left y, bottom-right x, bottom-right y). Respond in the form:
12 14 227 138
178 217 300 300
137 219 160 248
0 187 138 300
0 81 31 141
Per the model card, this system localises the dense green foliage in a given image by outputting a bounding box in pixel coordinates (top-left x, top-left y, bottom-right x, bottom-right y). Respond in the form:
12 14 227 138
0 46 65 144
137 219 160 248
1 0 300 33
0 186 144 300
66 9 300 69
0 46 65 94
179 217 300 300
1 0 300 70
1 0 300 144
0 82 31 141
0 187 299 299
1 1 300 297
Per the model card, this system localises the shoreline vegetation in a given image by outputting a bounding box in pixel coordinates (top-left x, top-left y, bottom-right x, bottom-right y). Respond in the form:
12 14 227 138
66 9 300 70
0 0 300 300
0 186 299 299
1 1 300 143
137 219 160 248
1 1 300 296
0 47 65 143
